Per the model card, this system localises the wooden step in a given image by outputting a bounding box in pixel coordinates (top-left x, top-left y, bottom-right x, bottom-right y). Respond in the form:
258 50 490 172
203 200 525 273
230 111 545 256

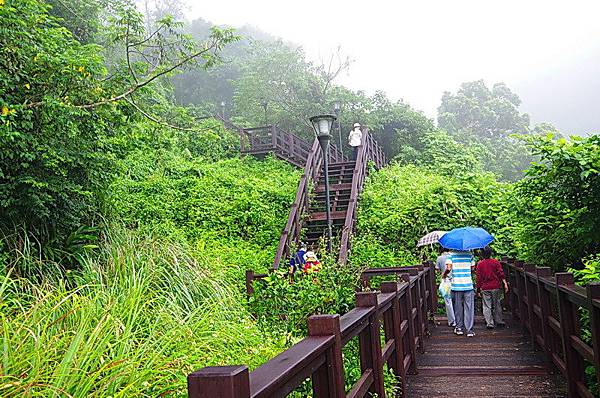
329 161 356 168
315 183 352 192
309 211 347 221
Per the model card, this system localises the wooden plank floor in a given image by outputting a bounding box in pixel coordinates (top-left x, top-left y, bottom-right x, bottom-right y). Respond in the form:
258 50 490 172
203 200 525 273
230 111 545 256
405 313 567 397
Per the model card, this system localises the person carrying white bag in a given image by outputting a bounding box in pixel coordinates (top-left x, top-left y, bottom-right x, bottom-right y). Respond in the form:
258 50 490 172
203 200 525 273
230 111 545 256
436 247 455 327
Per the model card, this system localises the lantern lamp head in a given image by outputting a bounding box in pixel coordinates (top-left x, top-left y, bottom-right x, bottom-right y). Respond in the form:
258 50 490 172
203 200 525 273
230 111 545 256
309 114 337 138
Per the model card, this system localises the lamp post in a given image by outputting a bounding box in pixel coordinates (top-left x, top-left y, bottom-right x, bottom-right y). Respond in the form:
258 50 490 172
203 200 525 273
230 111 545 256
309 114 337 253
333 101 342 152
220 100 226 120
260 101 268 126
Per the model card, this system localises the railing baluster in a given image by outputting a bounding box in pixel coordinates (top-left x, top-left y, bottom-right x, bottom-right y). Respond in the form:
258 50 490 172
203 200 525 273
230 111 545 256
523 263 537 349
536 267 555 371
426 261 437 316
356 291 385 397
409 268 425 353
401 273 418 374
381 281 406 392
556 272 585 398
514 261 528 332
587 283 600 389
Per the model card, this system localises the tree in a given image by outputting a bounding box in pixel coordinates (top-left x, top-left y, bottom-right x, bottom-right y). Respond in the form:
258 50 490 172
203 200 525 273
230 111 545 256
232 41 349 135
437 80 533 180
0 0 236 243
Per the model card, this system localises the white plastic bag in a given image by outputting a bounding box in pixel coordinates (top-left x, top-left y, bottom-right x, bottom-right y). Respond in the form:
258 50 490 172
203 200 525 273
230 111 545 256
438 278 451 300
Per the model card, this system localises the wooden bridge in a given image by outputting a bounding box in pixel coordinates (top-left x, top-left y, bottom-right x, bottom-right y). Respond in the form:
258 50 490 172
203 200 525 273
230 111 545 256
189 259 600 398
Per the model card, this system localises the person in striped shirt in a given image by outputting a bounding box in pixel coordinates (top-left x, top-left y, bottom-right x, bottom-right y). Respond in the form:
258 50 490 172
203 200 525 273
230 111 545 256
442 250 476 337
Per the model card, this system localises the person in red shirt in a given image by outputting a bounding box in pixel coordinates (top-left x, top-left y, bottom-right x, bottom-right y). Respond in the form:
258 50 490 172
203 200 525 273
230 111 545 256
476 246 508 329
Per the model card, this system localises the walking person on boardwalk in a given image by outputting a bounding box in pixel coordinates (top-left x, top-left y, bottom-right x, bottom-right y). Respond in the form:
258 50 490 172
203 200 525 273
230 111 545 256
436 246 455 327
443 250 476 337
476 246 508 329
348 122 362 160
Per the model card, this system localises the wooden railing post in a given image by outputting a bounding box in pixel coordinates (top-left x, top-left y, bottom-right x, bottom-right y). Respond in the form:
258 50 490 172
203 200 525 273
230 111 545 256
401 273 418 374
514 261 528 332
270 125 276 149
308 314 345 398
188 366 250 398
245 270 255 299
356 291 385 397
555 272 585 398
426 261 437 317
417 264 430 334
239 129 245 153
535 267 555 371
381 281 406 390
507 258 519 320
523 263 537 348
410 268 425 353
587 283 600 388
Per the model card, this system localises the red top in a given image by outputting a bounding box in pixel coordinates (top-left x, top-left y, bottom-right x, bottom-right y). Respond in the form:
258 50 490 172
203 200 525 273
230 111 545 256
476 258 505 290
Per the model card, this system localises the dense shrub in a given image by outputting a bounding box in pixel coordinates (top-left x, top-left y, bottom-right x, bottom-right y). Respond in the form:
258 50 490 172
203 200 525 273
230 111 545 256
350 163 514 266
510 134 600 268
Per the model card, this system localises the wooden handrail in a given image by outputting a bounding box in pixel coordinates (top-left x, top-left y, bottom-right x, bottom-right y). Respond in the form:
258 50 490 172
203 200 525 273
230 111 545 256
272 138 322 269
189 263 437 398
502 258 600 398
338 128 387 265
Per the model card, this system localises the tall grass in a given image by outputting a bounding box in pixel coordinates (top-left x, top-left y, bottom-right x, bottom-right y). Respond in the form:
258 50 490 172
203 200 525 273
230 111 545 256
0 226 283 397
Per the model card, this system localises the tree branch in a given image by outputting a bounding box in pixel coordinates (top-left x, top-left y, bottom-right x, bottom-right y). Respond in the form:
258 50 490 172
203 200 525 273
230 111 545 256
124 97 213 132
25 38 220 110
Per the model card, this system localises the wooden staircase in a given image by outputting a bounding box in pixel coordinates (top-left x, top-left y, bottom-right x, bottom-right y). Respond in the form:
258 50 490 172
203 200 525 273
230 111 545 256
303 161 355 247
271 128 386 268
237 123 386 268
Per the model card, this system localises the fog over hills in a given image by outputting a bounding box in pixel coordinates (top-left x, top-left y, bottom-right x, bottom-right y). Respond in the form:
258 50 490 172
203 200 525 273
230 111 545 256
514 44 600 135
179 0 600 136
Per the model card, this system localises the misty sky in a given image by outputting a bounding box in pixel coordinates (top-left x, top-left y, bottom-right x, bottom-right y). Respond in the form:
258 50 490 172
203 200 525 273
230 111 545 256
187 0 600 134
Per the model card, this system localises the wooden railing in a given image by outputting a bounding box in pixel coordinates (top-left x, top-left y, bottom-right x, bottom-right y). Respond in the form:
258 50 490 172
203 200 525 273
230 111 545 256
338 129 386 265
189 263 436 398
240 126 345 168
502 258 600 398
272 138 322 269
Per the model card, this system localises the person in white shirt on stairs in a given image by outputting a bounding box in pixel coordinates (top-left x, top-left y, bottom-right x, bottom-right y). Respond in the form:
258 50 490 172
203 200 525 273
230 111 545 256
348 122 362 160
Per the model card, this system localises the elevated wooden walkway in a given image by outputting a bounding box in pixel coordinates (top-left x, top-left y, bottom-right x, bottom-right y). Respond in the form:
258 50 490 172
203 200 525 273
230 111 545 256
189 259 600 398
407 314 567 397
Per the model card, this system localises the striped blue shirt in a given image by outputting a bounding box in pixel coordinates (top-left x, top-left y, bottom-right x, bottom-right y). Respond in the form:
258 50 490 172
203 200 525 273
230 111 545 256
445 251 474 291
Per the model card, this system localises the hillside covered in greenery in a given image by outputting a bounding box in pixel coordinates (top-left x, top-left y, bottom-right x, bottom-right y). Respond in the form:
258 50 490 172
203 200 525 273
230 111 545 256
1 0 599 396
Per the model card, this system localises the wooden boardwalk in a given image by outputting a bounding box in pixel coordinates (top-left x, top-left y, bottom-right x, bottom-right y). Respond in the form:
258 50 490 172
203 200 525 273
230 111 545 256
406 313 567 397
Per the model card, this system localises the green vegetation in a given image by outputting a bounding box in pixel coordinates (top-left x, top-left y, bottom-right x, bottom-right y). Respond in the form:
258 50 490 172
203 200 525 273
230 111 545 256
1 0 599 396
1 227 285 397
350 164 513 267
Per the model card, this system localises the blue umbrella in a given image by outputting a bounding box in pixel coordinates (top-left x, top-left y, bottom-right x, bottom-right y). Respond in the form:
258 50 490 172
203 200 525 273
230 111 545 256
438 227 494 251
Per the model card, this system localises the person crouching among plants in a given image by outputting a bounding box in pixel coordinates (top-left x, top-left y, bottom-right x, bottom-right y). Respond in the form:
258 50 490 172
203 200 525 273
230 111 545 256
302 250 321 274
476 246 508 329
289 243 307 274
